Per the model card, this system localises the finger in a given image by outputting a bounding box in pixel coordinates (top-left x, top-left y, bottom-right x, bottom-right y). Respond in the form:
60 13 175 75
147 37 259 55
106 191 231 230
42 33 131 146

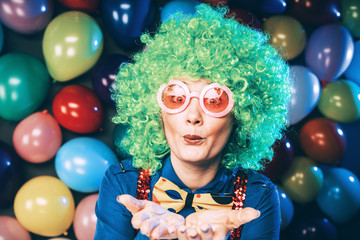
149 221 177 239
227 208 260 229
138 216 160 237
186 227 200 240
177 225 188 240
198 224 213 240
131 211 150 229
117 194 146 214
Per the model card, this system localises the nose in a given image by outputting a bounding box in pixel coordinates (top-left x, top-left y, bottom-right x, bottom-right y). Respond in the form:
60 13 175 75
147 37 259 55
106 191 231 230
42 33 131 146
185 97 203 126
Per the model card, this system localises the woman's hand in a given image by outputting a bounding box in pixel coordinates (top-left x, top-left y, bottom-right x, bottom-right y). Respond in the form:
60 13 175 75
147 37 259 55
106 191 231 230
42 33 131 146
178 208 260 240
117 194 185 239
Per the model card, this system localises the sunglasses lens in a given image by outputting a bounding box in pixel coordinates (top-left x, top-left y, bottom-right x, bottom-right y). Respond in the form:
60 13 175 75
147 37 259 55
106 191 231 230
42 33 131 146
161 84 187 110
203 87 230 113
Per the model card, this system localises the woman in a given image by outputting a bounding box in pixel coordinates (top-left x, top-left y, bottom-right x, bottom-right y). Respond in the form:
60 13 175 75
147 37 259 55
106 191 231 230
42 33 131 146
95 4 291 239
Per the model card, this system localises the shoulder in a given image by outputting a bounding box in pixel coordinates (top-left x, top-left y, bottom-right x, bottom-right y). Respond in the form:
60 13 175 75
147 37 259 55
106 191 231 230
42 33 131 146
243 170 279 208
101 159 139 195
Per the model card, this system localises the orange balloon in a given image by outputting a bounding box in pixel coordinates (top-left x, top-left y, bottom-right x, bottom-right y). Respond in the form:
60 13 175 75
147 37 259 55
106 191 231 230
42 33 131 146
13 110 62 163
14 176 75 237
299 118 346 165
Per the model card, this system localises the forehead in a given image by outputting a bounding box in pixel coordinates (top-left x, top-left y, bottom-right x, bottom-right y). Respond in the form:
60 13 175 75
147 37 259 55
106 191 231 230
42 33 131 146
169 77 211 91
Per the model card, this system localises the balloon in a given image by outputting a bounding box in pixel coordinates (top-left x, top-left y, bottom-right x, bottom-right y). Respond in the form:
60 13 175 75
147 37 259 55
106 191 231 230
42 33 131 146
52 84 104 133
317 79 360 123
0 216 31 240
288 216 338 240
113 123 132 160
0 52 50 121
277 187 294 230
287 65 321 125
345 40 360 86
12 110 62 163
43 11 103 81
14 176 75 237
91 54 129 104
0 141 23 208
341 0 360 38
263 15 306 60
57 0 100 11
229 0 287 15
73 194 98 240
0 0 54 34
316 168 360 223
262 137 294 182
299 118 346 165
55 137 118 192
227 8 261 30
160 0 200 22
100 0 156 49
281 156 324 204
305 24 354 83
287 0 341 25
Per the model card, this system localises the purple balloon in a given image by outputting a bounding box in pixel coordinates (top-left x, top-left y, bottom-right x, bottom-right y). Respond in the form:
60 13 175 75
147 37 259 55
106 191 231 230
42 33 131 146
0 141 23 208
305 24 354 83
100 0 156 49
91 54 129 104
0 0 54 34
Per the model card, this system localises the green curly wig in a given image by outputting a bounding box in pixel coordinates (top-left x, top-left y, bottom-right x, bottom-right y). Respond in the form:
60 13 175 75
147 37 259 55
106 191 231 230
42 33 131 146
112 4 291 173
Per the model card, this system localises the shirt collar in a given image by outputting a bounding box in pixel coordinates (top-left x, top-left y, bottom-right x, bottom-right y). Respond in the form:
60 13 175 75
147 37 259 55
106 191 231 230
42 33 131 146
160 155 233 194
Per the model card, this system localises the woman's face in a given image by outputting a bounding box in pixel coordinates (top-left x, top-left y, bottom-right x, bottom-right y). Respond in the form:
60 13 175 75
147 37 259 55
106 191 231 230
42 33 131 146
161 78 233 166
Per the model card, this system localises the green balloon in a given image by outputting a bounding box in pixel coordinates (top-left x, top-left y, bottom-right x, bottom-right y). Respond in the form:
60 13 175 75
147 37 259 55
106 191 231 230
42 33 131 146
43 11 103 82
281 156 323 204
341 0 360 38
318 79 360 123
0 52 50 121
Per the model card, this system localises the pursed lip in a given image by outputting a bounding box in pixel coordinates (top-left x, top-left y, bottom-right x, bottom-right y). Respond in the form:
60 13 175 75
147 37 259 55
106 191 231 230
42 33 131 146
183 134 204 144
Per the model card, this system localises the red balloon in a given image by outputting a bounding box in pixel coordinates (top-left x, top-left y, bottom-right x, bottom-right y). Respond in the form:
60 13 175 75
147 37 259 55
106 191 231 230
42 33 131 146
57 0 99 12
52 85 104 133
287 0 341 25
228 8 262 30
262 137 294 181
299 118 346 165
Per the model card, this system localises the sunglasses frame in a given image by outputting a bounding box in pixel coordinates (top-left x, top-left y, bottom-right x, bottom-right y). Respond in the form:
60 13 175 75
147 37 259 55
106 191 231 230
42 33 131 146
157 80 234 118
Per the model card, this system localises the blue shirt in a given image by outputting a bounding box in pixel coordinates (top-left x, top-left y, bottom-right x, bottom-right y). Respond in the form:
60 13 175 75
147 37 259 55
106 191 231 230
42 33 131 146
95 157 281 239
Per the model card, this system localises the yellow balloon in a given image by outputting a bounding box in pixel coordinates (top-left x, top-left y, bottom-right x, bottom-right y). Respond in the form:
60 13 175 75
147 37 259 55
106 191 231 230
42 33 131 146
263 15 306 60
42 11 103 82
14 176 75 237
281 156 324 204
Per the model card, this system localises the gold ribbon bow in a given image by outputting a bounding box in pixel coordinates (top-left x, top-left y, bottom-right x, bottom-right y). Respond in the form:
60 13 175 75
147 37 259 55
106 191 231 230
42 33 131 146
152 177 233 213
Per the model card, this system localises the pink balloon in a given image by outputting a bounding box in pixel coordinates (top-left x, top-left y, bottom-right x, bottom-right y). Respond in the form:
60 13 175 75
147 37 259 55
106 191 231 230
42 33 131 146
12 110 62 163
0 216 31 240
73 194 98 240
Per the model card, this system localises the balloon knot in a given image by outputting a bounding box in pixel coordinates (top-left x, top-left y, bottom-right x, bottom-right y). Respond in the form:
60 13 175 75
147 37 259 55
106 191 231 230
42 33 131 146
41 109 48 115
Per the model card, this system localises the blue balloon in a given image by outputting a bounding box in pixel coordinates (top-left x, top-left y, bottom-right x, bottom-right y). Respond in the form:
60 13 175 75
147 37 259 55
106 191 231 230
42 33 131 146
345 40 360 86
160 0 200 22
113 123 132 160
0 141 23 208
287 65 321 125
305 24 354 83
277 187 294 230
289 216 338 240
316 167 360 223
92 54 129 104
55 137 118 193
100 0 156 49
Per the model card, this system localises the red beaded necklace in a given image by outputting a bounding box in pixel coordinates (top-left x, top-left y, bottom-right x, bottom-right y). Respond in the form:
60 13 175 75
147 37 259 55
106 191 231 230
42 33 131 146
135 169 248 240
